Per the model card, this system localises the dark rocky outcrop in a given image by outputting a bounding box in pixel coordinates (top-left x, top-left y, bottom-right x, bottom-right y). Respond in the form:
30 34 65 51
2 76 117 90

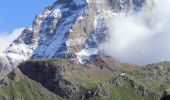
19 57 122 99
19 59 84 99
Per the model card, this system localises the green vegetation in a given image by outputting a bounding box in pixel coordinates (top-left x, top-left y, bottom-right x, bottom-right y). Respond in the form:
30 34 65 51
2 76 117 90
64 68 111 90
128 62 170 96
89 80 155 100
0 76 63 100
29 58 66 63
81 74 110 90
107 80 153 100
121 63 140 73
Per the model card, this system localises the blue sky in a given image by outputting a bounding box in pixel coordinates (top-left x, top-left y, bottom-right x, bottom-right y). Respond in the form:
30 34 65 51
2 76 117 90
0 0 55 33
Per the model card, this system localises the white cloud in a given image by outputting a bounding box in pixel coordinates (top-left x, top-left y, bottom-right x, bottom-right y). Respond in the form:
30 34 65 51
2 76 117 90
0 28 24 52
100 0 170 65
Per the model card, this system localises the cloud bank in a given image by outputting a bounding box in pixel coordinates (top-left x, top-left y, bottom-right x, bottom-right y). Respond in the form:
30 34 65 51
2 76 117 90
100 0 170 65
0 28 24 52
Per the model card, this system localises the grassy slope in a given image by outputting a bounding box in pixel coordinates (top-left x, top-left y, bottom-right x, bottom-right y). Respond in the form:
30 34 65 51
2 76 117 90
64 61 158 100
107 80 155 100
64 67 112 90
1 58 168 100
128 62 170 96
88 63 168 100
89 80 153 100
0 76 64 100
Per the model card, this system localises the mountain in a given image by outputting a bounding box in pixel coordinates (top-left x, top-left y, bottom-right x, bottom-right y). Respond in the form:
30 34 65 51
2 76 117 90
1 0 170 100
0 0 153 80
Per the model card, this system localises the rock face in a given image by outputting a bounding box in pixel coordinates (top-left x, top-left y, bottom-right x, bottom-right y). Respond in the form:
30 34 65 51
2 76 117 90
20 59 84 98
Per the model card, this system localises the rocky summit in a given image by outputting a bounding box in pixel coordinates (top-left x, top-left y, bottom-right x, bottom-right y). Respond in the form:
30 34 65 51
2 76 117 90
0 0 169 100
0 0 153 77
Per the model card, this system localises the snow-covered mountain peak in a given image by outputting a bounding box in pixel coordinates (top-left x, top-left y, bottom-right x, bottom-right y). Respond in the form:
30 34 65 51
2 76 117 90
0 0 153 78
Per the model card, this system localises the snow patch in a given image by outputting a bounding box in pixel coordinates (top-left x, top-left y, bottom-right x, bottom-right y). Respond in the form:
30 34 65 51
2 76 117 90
76 48 98 64
52 8 62 18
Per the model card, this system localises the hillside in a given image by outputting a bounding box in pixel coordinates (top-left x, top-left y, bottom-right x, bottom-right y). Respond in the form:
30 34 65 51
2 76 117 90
0 57 169 100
